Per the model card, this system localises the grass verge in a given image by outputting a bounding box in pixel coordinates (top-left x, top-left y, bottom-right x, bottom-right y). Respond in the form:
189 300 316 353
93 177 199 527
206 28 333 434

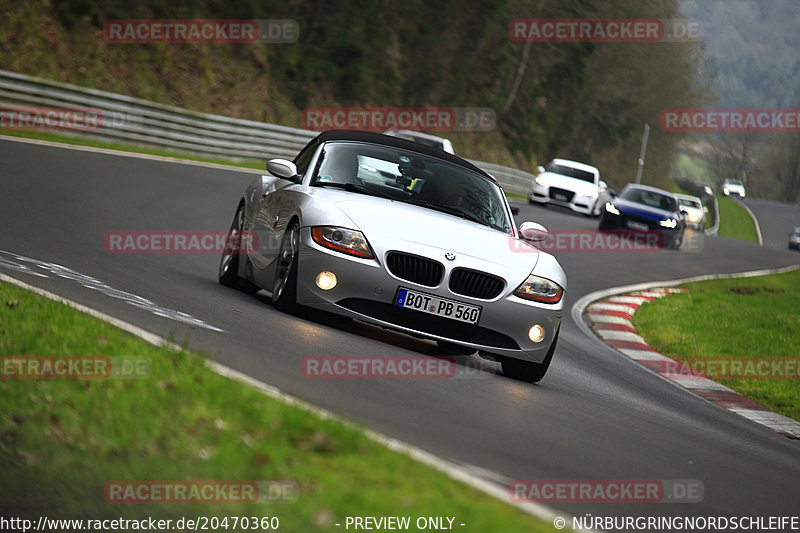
631 269 800 422
0 280 556 531
716 196 759 243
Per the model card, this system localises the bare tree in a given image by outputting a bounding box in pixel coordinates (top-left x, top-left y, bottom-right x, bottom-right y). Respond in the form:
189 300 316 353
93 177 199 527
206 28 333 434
707 132 757 190
756 132 800 202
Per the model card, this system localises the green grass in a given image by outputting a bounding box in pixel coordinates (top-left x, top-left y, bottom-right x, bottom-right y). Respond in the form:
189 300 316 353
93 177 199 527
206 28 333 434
631 269 800 422
1 129 265 170
0 281 557 531
716 196 759 242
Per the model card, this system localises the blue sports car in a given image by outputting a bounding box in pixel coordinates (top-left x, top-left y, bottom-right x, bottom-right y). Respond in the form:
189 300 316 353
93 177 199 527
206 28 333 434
598 184 686 250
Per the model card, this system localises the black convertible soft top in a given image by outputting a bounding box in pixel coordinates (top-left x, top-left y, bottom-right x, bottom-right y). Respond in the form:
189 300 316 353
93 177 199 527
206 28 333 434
307 130 496 183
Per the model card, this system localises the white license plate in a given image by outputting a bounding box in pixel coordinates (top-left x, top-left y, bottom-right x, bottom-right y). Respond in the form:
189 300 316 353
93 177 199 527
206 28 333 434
553 194 568 201
627 220 649 231
395 288 481 324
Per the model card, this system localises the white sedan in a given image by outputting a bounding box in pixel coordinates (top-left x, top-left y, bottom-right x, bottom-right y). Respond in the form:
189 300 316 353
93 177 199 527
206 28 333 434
676 193 707 231
529 158 610 216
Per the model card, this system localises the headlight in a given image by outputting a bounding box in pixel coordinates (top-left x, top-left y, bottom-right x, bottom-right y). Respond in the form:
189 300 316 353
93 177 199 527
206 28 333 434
311 226 373 259
513 275 564 304
688 212 699 222
605 202 620 215
723 188 729 194
659 218 678 229
535 176 549 187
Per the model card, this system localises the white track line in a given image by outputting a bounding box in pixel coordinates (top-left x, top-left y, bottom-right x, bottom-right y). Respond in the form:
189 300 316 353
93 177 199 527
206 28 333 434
737 200 764 245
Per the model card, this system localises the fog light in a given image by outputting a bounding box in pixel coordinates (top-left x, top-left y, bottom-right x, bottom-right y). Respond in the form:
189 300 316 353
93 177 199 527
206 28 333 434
528 324 545 343
316 271 337 290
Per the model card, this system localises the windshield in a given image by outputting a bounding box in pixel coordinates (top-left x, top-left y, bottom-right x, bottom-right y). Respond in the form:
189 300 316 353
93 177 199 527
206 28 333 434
312 142 511 232
546 162 596 183
619 187 678 212
678 198 701 209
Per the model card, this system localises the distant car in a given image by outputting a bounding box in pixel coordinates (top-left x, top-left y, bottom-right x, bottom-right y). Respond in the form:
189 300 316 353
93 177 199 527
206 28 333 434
383 129 454 154
529 158 610 217
676 193 706 231
599 184 686 249
722 179 746 198
789 227 800 251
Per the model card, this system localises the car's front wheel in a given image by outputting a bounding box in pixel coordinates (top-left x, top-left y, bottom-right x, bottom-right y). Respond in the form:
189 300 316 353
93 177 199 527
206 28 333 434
500 329 559 383
219 202 259 294
665 229 683 250
272 222 300 311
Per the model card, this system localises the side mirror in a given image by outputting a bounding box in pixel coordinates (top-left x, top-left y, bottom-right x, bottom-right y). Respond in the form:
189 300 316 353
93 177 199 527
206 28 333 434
518 221 548 243
536 166 545 175
599 180 608 190
267 159 301 183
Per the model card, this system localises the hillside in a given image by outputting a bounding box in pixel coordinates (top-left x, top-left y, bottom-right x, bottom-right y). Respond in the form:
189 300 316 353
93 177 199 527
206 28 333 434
1 0 706 189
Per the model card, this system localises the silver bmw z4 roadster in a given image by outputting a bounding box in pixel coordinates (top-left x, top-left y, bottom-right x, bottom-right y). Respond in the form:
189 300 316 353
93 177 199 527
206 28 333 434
219 130 566 382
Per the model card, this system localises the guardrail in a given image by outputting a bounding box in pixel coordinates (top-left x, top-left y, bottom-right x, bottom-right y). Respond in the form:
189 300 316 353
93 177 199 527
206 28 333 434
0 69 534 195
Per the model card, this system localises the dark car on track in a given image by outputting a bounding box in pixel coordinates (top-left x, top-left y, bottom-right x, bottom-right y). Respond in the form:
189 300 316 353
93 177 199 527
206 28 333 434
598 184 686 249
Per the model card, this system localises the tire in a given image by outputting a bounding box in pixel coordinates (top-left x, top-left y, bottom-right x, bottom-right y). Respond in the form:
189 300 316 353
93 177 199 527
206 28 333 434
501 328 559 383
666 230 683 250
218 202 259 294
272 222 299 312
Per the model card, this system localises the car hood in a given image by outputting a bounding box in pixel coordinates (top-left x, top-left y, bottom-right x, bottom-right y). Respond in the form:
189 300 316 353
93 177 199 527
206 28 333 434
302 189 566 288
542 171 598 195
612 197 677 221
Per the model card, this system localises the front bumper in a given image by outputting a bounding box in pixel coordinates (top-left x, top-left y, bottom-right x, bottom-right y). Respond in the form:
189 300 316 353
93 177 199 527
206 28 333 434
530 184 596 215
685 216 705 230
294 228 563 364
599 213 683 243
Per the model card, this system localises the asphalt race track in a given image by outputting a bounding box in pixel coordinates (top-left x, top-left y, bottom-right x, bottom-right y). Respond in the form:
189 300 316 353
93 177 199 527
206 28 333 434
742 197 800 251
2 138 799 522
